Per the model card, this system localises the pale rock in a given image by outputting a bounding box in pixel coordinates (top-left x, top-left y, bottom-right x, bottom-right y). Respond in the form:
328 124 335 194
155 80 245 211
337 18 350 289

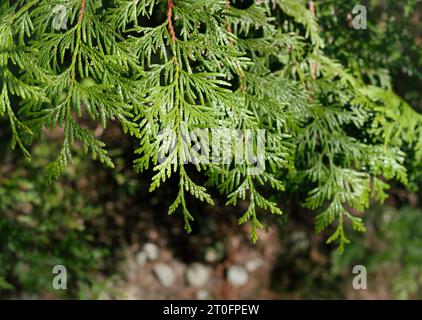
153 263 176 287
204 247 223 263
186 263 211 287
245 259 264 272
195 289 211 300
143 242 160 260
227 265 248 287
136 251 148 266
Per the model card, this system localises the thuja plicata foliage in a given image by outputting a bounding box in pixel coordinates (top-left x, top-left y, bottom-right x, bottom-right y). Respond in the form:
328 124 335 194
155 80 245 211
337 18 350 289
1 0 421 251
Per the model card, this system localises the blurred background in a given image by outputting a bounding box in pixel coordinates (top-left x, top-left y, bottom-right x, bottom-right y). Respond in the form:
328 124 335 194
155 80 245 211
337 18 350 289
1 0 422 299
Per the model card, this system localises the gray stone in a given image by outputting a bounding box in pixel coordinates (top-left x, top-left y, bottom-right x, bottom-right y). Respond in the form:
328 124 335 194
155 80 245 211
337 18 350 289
204 242 225 263
136 251 148 266
227 265 249 287
290 231 309 251
245 259 264 272
195 289 211 300
204 247 223 263
153 263 176 287
186 263 211 287
143 242 160 261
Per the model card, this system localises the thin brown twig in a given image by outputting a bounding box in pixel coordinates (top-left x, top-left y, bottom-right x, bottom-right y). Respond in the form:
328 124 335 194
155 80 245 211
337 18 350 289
224 0 233 35
224 0 246 91
71 0 87 80
308 1 317 80
79 0 86 23
308 0 315 16
311 60 317 80
167 0 176 44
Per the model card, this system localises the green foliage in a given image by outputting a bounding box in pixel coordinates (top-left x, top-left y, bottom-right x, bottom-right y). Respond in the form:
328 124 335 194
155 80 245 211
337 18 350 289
1 0 422 252
0 141 109 297
331 206 422 299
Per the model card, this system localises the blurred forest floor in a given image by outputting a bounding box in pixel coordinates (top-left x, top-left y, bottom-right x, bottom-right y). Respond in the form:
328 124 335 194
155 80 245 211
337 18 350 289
2 123 422 300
